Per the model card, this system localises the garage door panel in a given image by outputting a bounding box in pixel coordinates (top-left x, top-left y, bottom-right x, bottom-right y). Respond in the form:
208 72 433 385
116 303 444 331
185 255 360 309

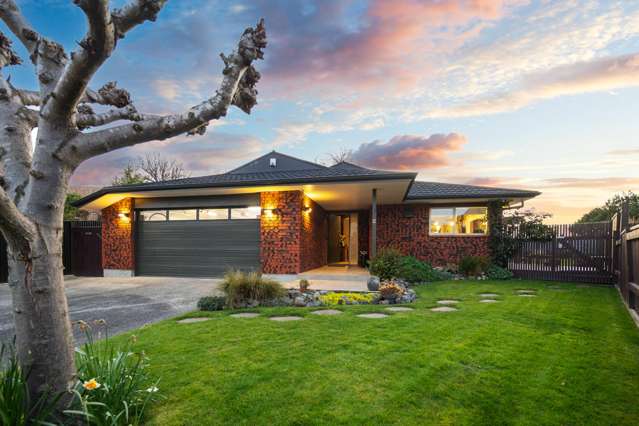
136 218 260 277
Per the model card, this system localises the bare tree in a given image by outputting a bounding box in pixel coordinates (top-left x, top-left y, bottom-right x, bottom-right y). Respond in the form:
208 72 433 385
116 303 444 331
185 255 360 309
136 153 189 182
0 0 266 404
326 148 353 165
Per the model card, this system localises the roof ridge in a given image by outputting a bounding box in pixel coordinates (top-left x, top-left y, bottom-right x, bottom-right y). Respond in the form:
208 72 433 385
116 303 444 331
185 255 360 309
225 150 327 174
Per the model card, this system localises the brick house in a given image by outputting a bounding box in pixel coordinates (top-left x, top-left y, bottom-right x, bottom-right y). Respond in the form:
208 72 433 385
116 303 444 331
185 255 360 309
74 151 540 277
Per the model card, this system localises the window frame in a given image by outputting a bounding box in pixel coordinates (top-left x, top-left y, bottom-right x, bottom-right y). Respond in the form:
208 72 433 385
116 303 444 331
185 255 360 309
136 206 261 222
429 206 488 237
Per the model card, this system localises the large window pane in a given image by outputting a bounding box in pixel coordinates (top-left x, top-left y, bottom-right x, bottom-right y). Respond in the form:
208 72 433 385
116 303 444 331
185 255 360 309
430 208 455 234
199 208 229 220
138 210 167 221
168 209 197 221
230 206 261 219
456 207 487 234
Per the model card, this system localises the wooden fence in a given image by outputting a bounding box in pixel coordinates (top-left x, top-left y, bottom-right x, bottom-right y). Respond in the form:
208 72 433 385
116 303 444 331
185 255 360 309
508 222 614 284
0 220 102 283
613 202 639 323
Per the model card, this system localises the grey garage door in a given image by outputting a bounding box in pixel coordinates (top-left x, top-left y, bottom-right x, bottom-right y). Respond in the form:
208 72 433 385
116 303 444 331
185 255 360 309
136 219 260 277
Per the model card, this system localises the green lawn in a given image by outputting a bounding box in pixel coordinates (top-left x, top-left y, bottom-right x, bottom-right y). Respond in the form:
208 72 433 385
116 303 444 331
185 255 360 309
122 280 639 425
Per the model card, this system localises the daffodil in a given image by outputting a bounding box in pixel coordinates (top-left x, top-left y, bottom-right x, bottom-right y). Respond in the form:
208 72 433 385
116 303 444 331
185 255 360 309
83 378 101 391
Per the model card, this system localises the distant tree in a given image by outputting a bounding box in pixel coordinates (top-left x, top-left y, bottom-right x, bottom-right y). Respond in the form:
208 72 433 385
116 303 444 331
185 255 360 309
504 208 554 239
577 191 639 223
64 193 85 220
112 163 146 186
136 153 189 182
317 148 353 166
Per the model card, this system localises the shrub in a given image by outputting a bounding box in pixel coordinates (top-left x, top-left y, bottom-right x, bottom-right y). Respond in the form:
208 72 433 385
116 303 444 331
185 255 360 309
66 320 161 426
458 256 490 277
299 279 310 292
320 292 375 305
486 264 514 280
221 270 285 308
379 281 405 300
368 248 403 280
197 296 226 311
0 342 62 425
397 256 450 283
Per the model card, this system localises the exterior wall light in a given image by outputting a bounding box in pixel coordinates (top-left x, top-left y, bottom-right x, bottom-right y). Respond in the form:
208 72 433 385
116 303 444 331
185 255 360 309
262 208 281 217
302 206 312 213
118 212 130 220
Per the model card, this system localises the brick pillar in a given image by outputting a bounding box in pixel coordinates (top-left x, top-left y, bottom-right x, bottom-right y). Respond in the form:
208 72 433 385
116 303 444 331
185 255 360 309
260 191 303 274
101 198 135 277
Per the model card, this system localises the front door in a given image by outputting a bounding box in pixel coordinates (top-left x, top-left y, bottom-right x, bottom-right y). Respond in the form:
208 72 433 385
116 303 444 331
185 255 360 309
328 213 359 265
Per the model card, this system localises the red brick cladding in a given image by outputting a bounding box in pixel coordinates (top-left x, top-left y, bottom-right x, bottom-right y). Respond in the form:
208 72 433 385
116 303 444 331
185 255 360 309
101 198 135 270
260 191 328 274
376 204 489 266
300 195 327 271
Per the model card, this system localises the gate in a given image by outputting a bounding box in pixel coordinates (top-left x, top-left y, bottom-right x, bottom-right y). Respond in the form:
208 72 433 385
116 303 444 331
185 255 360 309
1 221 102 283
508 222 614 284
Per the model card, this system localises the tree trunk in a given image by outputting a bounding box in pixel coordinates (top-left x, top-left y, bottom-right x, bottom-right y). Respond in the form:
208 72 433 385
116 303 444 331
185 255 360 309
8 230 77 399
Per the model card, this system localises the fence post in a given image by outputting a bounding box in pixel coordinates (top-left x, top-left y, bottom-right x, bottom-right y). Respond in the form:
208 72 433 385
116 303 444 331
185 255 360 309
551 228 557 274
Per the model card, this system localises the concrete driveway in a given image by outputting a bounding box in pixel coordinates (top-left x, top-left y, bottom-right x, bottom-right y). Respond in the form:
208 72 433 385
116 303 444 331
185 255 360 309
0 276 221 345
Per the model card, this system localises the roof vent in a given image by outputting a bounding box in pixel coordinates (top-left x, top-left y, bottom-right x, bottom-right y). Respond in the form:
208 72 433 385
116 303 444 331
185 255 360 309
269 158 277 168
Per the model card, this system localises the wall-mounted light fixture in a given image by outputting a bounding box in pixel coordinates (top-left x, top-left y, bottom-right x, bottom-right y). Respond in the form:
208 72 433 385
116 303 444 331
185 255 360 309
302 206 312 214
262 208 281 217
118 212 130 220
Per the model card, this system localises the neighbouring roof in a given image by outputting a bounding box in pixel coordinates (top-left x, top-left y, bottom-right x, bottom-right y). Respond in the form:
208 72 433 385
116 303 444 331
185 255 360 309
72 151 540 208
406 181 540 200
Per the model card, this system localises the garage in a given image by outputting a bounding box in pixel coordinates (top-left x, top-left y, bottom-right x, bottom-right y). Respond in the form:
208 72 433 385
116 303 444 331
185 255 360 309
135 199 261 277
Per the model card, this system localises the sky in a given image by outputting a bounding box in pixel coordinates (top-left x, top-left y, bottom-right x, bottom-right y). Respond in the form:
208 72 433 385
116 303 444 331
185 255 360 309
4 0 639 223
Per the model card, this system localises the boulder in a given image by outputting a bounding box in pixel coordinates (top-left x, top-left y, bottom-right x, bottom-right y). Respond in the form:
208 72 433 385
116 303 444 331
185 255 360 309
367 276 381 291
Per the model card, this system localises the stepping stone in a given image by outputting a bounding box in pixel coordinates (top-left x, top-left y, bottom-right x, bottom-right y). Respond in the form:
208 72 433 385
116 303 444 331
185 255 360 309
518 294 537 297
437 300 459 305
516 289 537 294
230 313 260 318
310 309 343 316
479 293 499 297
269 316 304 322
177 318 211 324
357 313 389 319
385 307 414 312
431 306 457 312
479 299 499 303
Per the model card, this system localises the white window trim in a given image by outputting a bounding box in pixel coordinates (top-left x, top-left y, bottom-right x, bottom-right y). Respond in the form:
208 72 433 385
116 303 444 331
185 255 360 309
429 207 488 237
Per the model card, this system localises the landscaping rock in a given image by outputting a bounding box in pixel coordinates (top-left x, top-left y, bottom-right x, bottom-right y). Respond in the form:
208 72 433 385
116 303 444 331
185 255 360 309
430 306 457 312
177 318 211 324
479 293 499 297
479 299 499 303
230 313 260 318
310 309 343 316
270 316 304 322
367 276 381 291
385 307 414 312
518 294 537 297
437 299 459 305
357 313 388 318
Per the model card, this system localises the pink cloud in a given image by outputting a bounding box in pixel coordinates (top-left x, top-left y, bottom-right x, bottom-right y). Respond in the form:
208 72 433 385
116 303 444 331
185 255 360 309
263 0 511 95
350 133 466 170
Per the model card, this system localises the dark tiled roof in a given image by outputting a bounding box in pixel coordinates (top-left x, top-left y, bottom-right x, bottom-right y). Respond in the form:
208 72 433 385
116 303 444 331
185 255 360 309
227 151 327 174
407 181 540 200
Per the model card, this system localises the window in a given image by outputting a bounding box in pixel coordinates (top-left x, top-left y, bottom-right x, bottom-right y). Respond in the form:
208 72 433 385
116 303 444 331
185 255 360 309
230 206 261 219
168 209 197 221
199 208 229 220
138 210 167 221
430 207 487 235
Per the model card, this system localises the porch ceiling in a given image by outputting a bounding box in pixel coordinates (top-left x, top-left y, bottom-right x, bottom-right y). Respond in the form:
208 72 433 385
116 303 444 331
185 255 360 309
79 178 413 211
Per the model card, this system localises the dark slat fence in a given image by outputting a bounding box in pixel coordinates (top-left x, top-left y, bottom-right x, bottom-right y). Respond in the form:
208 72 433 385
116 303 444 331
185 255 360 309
0 220 102 283
508 222 614 284
614 202 639 322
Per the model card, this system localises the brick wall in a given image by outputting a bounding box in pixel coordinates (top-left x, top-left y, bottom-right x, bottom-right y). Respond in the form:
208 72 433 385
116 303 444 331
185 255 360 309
260 191 302 274
376 204 490 266
300 195 327 271
101 198 135 271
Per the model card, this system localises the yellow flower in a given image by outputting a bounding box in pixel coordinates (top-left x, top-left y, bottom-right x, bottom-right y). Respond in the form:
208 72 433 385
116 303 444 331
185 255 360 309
83 378 101 391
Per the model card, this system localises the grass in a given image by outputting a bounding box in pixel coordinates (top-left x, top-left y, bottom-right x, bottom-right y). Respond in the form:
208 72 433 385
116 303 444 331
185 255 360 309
116 280 639 425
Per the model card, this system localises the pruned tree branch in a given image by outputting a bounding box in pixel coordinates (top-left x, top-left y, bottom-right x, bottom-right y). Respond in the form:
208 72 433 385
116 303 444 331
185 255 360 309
0 0 40 62
112 0 167 39
76 104 141 129
69 19 267 161
45 0 115 121
0 183 36 247
82 81 131 107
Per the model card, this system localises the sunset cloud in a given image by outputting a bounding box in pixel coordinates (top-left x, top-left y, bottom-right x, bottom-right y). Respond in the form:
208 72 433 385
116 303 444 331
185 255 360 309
350 134 466 170
429 52 639 117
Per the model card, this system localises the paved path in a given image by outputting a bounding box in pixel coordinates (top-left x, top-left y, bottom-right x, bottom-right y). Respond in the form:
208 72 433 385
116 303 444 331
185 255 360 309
0 276 220 345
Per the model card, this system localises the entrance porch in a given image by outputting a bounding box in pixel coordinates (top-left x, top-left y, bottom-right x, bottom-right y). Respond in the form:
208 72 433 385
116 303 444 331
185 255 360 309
265 264 370 292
